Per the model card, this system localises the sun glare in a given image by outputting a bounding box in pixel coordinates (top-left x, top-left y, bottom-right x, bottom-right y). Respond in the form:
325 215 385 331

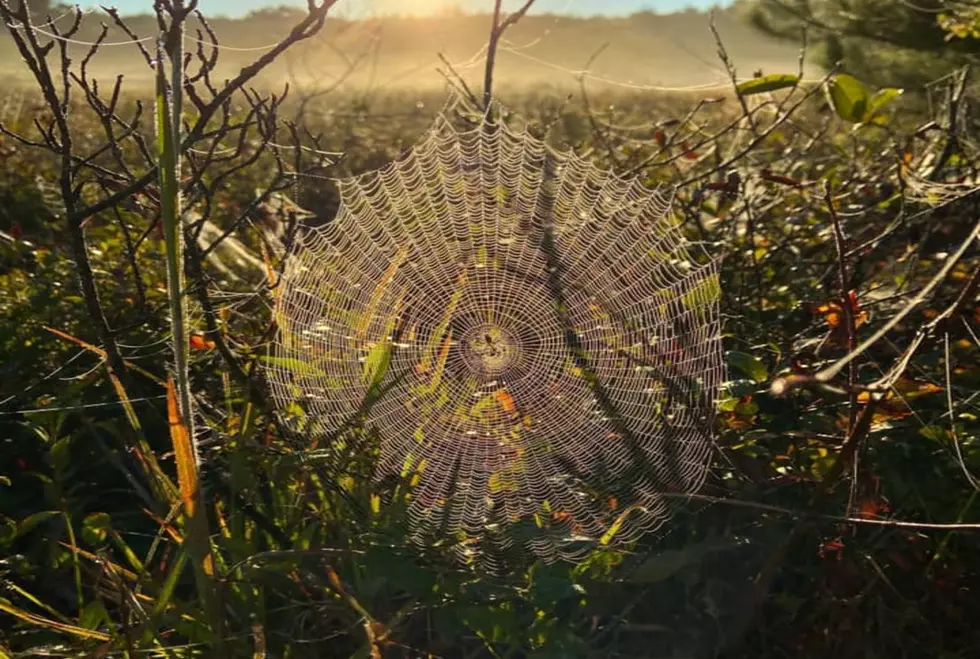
369 0 458 16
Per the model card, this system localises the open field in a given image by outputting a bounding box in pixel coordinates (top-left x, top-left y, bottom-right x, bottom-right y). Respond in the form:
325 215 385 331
0 8 814 90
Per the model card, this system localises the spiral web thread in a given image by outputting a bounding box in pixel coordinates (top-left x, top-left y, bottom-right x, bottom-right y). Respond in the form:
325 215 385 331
267 103 725 563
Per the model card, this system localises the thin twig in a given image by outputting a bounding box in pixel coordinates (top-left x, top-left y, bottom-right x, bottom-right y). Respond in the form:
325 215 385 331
482 0 536 110
825 181 859 434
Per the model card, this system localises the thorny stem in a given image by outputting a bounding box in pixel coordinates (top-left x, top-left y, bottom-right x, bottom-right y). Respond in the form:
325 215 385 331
155 5 229 653
159 3 194 461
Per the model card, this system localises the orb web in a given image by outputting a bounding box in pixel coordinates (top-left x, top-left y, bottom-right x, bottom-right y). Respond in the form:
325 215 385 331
267 105 725 563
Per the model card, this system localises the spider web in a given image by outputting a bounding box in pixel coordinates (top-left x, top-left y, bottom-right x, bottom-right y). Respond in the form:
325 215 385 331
267 102 725 563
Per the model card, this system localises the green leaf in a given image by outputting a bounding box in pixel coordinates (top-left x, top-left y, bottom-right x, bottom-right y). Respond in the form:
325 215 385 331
826 74 870 123
17 511 59 538
82 512 111 545
78 600 109 630
722 379 757 398
717 395 739 413
726 351 767 383
735 399 760 417
462 604 520 642
682 275 721 310
362 340 392 388
145 551 188 625
0 518 16 547
810 450 837 480
257 355 326 377
49 437 72 474
488 472 519 494
865 87 903 122
736 73 800 96
919 425 949 443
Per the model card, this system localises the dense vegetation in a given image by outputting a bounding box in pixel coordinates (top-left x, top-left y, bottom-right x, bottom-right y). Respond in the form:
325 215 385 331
1 1 979 658
742 0 980 87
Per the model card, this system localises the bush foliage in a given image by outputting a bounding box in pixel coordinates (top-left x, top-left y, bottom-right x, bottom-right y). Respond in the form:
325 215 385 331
742 0 980 88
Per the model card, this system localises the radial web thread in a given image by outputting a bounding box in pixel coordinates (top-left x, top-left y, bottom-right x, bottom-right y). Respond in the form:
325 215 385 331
267 105 725 563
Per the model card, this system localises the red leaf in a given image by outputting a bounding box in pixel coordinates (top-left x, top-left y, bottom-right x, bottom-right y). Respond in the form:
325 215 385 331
679 140 698 160
856 497 889 519
819 537 845 559
760 168 804 187
189 334 216 351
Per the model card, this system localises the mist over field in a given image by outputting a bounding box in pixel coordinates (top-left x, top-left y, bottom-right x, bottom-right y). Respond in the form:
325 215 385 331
1 7 811 91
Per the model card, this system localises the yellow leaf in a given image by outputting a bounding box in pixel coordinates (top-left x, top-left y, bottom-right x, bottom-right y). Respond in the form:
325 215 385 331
600 505 643 545
493 389 516 414
418 267 468 374
167 379 214 578
356 245 408 339
893 378 943 399
428 330 453 392
167 379 199 520
0 599 110 642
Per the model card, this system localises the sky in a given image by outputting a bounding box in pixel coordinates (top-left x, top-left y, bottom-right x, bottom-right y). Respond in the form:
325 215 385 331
83 1 730 19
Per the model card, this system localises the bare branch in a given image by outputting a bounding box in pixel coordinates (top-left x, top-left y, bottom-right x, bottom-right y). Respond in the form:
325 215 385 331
483 0 536 110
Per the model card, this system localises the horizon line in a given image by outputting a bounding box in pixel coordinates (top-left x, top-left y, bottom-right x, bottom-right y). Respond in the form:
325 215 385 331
74 4 737 21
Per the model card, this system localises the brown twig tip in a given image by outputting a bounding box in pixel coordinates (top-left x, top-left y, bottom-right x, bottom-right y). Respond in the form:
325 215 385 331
770 373 852 398
769 373 815 397
769 376 791 397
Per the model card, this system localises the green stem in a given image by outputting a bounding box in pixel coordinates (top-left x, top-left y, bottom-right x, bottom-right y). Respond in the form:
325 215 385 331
156 12 225 652
157 33 193 463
